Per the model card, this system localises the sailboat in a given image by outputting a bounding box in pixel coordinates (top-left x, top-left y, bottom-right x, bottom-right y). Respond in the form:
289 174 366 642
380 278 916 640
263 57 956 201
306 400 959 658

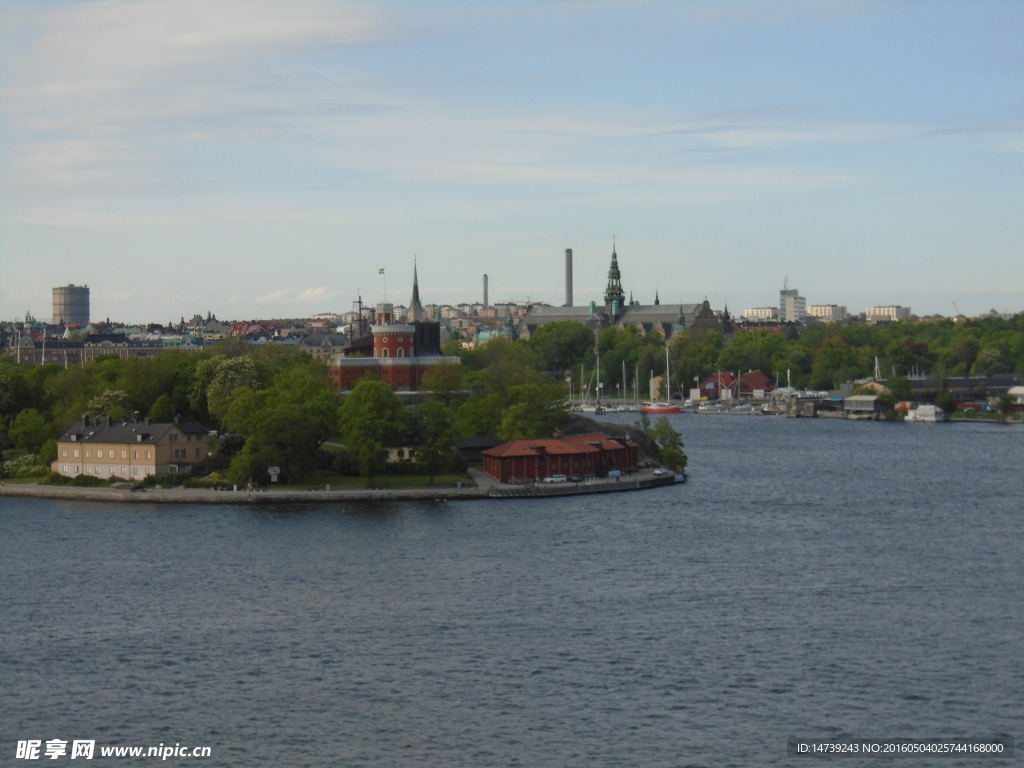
642 345 681 414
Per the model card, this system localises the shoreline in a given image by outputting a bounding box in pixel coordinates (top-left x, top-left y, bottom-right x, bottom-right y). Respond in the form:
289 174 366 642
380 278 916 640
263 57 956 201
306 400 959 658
0 467 679 505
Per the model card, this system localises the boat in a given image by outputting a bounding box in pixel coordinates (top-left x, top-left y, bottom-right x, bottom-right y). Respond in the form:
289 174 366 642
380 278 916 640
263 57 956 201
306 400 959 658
642 345 680 413
641 403 681 414
905 404 945 422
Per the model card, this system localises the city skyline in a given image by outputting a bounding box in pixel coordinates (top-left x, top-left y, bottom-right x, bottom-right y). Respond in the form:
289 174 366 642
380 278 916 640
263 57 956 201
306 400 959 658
2 1 1022 323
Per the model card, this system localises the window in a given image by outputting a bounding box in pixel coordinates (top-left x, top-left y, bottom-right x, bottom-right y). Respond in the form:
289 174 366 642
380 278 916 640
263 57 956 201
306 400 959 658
62 449 68 458
85 465 91 474
382 348 389 358
132 467 139 476
397 348 404 358
169 434 178 443
121 450 127 459
195 448 201 458
121 466 128 475
74 449 80 458
62 465 68 473
187 434 192 442
133 450 138 460
85 449 92 458
145 450 151 460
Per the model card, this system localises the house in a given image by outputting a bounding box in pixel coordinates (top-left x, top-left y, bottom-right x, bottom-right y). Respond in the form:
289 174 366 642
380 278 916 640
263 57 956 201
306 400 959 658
54 416 210 480
483 433 638 483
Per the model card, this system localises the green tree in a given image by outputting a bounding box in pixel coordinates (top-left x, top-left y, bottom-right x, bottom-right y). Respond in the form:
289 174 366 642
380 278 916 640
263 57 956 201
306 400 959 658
530 321 595 373
206 356 261 422
87 389 132 420
648 416 688 471
416 400 458 484
419 361 466 407
10 409 52 452
148 394 175 422
338 374 407 486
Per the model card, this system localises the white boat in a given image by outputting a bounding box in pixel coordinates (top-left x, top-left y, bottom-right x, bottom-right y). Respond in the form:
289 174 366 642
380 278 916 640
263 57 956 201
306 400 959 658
905 405 945 422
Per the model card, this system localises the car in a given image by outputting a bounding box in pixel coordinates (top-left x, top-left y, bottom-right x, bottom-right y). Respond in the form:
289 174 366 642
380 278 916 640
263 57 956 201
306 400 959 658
653 468 668 476
542 474 567 483
568 474 582 483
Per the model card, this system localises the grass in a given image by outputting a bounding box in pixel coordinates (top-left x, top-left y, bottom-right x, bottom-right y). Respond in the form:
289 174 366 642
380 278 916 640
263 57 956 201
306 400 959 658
273 473 474 490
1 476 48 484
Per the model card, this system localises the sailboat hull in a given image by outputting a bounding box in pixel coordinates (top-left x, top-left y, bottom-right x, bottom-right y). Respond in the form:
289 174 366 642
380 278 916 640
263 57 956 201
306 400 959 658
641 405 680 414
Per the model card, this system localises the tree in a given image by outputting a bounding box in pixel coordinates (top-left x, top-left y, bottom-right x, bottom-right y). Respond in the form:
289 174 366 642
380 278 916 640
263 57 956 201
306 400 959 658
419 361 466 407
530 321 595 373
228 402 325 485
87 389 133 420
206 356 261 422
148 394 175 422
10 409 52 452
648 416 688 472
337 374 407 486
416 400 458 484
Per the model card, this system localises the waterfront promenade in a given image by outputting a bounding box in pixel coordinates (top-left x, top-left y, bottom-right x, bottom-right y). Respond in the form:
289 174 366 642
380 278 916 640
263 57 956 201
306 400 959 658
0 467 677 505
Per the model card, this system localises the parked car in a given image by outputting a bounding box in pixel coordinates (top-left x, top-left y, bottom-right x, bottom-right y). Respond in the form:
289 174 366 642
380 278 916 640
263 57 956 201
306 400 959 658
568 474 582 483
653 468 668 476
542 474 567 483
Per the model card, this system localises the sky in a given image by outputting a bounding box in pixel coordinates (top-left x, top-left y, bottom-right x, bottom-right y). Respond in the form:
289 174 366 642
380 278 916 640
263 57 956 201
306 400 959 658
1 0 1022 323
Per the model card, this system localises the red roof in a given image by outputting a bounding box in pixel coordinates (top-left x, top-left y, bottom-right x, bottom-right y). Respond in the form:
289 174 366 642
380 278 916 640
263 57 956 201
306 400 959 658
483 433 637 459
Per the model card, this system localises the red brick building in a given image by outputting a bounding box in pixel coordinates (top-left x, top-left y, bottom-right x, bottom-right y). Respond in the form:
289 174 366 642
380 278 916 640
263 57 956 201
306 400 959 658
483 433 639 482
329 316 460 391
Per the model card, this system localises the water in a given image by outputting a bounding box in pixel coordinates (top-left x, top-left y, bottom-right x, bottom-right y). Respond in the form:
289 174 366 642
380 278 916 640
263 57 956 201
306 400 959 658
2 416 1021 767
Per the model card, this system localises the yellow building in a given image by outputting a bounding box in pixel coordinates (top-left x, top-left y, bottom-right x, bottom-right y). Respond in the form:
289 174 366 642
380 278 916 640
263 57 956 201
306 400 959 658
54 416 210 480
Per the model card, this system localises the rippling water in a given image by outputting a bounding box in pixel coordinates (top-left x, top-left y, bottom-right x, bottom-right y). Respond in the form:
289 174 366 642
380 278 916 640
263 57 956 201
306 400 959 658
2 417 1021 767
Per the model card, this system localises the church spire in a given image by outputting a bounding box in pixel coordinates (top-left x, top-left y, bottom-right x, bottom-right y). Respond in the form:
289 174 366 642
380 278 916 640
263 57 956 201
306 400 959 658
603 237 625 310
410 257 424 322
655 289 660 306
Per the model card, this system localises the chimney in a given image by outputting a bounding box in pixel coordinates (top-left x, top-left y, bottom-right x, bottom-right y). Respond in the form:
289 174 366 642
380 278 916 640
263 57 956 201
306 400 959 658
483 274 488 308
564 249 573 307
174 414 180 424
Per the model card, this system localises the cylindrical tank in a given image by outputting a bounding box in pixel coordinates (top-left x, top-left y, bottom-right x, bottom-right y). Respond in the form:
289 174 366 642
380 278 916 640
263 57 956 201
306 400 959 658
52 284 89 325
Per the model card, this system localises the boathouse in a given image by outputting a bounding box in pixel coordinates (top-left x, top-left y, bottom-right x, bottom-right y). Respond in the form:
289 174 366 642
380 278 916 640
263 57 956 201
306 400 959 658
483 433 638 483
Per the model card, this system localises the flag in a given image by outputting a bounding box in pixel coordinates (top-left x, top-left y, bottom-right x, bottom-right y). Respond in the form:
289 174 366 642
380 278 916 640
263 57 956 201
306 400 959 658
379 268 385 274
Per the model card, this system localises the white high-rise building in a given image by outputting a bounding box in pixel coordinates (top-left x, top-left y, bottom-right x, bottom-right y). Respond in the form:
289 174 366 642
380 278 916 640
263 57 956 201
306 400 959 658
779 287 806 323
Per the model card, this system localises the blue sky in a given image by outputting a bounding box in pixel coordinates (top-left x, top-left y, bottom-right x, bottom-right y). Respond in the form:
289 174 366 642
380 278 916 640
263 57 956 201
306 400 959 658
1 0 1021 322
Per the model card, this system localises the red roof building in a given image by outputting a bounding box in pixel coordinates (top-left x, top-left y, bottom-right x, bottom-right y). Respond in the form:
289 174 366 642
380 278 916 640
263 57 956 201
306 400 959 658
700 371 776 399
482 433 638 483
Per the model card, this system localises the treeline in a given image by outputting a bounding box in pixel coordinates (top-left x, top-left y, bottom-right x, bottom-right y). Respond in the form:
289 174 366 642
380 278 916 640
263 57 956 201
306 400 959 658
448 315 1024 395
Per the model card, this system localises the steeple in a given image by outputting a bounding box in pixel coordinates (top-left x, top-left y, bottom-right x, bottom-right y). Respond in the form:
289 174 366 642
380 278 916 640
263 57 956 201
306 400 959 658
603 237 625 311
654 289 660 306
409 258 424 322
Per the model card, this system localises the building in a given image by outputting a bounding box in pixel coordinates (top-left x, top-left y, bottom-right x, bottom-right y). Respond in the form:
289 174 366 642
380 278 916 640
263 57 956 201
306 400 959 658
298 333 350 362
779 286 806 324
866 305 911 324
328 274 460 391
807 304 848 323
482 433 639 483
699 371 776 400
52 284 90 325
743 307 778 321
517 244 728 343
53 416 209 479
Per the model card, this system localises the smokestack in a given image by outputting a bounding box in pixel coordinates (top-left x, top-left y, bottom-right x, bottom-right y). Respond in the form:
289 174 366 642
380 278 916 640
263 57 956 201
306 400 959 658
483 274 489 308
564 249 573 306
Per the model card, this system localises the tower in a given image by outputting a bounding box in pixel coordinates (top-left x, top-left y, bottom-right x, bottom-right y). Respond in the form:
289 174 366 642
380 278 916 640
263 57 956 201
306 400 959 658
564 248 573 307
483 274 489 308
603 239 625 312
409 259 424 322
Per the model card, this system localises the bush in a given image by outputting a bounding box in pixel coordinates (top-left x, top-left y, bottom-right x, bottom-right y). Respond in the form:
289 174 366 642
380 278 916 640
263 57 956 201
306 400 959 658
40 471 71 485
2 452 49 478
71 474 109 487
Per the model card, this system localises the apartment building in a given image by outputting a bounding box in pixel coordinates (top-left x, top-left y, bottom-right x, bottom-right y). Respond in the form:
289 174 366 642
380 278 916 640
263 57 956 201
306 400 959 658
54 416 210 480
